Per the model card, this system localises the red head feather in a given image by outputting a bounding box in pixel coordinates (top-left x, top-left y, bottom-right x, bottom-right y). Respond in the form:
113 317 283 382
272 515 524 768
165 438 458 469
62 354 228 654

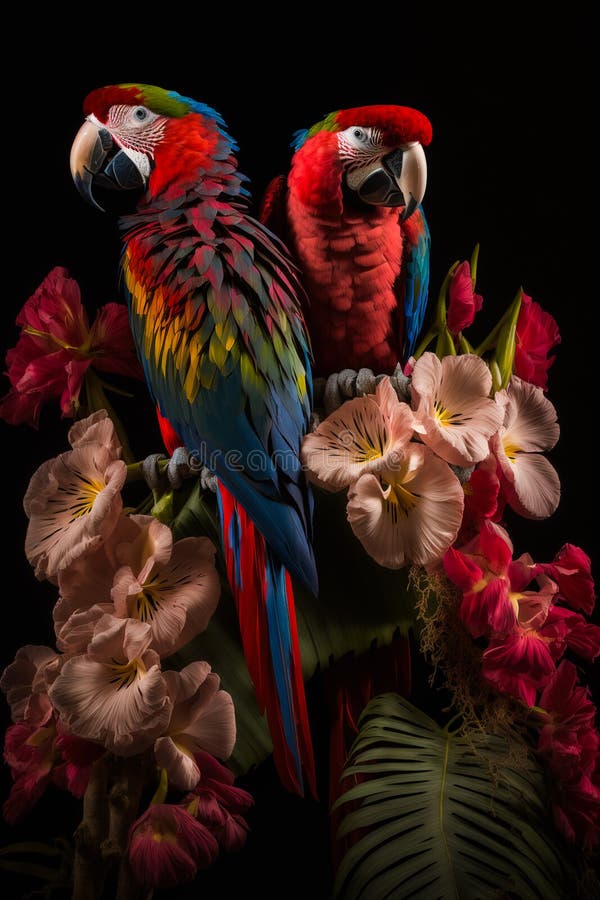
335 105 432 146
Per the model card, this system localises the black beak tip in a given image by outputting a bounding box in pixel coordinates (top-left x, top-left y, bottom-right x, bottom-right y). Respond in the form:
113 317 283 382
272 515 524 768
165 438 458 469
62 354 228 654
73 173 105 212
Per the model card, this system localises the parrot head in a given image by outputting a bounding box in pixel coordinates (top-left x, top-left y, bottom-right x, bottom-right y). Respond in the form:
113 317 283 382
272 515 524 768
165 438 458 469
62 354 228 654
290 104 432 219
70 83 235 210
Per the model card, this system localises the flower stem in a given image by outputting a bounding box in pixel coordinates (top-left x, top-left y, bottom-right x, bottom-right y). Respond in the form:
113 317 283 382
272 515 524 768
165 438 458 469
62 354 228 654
84 370 135 465
72 756 109 900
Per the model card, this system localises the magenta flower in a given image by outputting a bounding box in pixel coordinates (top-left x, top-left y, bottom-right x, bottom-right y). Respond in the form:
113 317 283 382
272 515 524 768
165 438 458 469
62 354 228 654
2 696 102 824
154 662 235 791
185 752 253 853
411 353 504 466
537 661 598 761
0 267 143 426
514 292 561 390
24 412 126 580
48 615 171 756
491 377 560 520
128 804 218 889
442 521 548 639
481 627 560 707
447 260 483 335
538 544 596 616
457 456 501 544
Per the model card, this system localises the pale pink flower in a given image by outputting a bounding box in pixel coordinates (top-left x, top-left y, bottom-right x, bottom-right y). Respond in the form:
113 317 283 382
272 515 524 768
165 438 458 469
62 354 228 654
411 353 503 466
112 520 220 657
128 803 218 889
49 615 171 755
154 662 235 791
301 378 416 490
54 515 220 658
68 409 123 456
23 412 126 580
0 645 58 724
347 443 464 569
490 377 560 519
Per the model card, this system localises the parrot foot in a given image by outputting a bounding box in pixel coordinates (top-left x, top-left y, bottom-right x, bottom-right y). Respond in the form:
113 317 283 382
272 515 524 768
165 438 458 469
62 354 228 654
199 466 218 493
142 453 167 492
166 446 193 490
311 366 413 424
141 448 204 492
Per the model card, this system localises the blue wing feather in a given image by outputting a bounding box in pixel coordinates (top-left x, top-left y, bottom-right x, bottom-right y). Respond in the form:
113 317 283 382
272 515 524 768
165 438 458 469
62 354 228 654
401 205 431 360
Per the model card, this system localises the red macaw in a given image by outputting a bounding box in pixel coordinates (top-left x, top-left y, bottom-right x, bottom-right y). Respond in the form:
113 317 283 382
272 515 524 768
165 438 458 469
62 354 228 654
261 105 432 375
70 83 316 795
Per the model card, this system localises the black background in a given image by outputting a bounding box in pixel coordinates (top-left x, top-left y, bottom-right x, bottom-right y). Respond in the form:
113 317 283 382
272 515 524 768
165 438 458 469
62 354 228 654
1 12 598 898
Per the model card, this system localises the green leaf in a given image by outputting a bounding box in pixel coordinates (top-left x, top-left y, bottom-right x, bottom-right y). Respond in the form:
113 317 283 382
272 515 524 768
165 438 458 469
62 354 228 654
171 479 221 550
334 694 574 900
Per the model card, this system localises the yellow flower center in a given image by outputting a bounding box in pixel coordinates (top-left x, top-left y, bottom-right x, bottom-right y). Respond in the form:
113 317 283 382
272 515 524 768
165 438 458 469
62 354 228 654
23 326 93 357
503 439 520 462
109 658 147 690
347 410 388 462
69 476 105 518
134 580 162 623
434 400 464 428
384 481 420 522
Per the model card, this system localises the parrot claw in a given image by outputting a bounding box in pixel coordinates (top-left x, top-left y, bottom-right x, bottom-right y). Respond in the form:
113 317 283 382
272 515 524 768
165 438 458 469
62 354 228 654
314 365 412 419
389 364 412 402
355 368 376 395
166 446 192 490
142 453 167 491
199 466 218 493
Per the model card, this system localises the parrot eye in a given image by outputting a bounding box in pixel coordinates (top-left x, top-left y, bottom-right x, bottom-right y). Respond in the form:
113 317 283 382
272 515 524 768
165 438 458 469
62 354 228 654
352 128 367 142
132 107 149 122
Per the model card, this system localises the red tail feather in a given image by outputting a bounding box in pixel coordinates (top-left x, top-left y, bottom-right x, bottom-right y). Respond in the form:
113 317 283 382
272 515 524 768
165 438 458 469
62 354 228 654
219 482 316 796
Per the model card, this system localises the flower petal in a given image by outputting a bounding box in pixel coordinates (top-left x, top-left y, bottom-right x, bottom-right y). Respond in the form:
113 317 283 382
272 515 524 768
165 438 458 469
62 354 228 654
347 444 464 568
411 353 503 466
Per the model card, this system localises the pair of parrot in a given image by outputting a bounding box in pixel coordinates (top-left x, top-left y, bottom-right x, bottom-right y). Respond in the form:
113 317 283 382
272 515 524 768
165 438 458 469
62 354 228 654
70 83 432 795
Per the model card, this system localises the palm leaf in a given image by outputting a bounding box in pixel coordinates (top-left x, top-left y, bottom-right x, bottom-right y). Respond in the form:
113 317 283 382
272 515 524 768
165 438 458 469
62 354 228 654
333 693 574 900
171 487 417 774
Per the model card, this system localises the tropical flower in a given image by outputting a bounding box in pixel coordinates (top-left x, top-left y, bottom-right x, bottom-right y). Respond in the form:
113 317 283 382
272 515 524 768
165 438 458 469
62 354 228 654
446 260 483 336
2 711 102 824
347 443 464 569
537 663 600 851
23 412 126 580
301 378 416 490
442 521 552 639
0 267 142 426
481 626 560 707
54 515 220 658
154 662 235 791
538 544 596 615
457 456 500 543
0 645 57 725
514 292 561 390
185 751 253 852
410 353 504 466
128 803 218 889
48 615 171 756
490 377 560 519
111 520 220 657
537 661 598 760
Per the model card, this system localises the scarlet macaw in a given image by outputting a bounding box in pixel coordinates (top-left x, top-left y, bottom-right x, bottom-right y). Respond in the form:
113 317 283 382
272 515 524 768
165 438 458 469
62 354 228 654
261 105 432 375
70 83 316 795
